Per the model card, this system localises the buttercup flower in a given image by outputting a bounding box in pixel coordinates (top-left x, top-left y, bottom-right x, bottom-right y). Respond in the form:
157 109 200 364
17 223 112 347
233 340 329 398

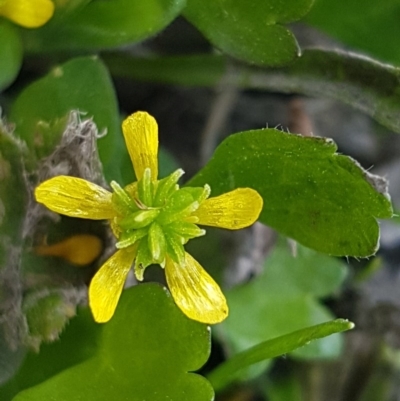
35 112 263 324
0 0 54 28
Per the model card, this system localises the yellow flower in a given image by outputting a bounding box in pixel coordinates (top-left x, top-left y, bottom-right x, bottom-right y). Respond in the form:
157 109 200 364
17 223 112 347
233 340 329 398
0 0 54 28
35 112 263 324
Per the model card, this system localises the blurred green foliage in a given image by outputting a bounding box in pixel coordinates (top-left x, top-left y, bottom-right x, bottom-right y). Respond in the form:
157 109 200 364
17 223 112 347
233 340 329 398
104 50 400 135
216 242 348 380
307 0 400 65
0 23 22 91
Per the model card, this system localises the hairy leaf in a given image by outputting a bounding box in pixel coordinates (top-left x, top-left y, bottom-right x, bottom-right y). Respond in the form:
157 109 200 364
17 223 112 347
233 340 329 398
0 122 28 384
9 57 121 180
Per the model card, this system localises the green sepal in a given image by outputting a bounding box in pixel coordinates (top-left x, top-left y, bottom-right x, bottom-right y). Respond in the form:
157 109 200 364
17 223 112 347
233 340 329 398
137 168 154 207
135 239 154 280
199 185 211 203
158 190 199 225
119 209 160 230
153 168 184 207
165 234 186 266
148 222 166 263
182 186 211 204
110 181 138 213
165 221 206 241
116 227 148 249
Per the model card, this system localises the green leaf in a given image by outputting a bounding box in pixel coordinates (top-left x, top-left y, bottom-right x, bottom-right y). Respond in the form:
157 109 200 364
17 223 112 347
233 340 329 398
208 319 354 392
263 242 348 298
263 375 303 401
106 50 400 135
9 56 121 181
0 22 22 91
0 331 25 389
104 53 226 87
189 129 392 257
306 0 400 66
215 243 347 381
0 308 101 400
22 0 186 52
12 284 213 401
184 0 315 66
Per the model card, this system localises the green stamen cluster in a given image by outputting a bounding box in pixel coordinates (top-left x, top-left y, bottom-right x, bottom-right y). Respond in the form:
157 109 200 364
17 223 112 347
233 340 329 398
110 168 210 280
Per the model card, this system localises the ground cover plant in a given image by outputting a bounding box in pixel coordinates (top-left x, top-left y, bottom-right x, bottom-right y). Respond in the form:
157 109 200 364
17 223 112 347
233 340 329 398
1 1 400 400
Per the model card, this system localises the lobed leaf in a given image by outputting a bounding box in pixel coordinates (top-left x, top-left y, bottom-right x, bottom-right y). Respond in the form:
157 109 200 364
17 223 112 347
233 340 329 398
189 128 392 257
21 0 186 52
12 284 213 401
184 0 315 66
0 308 101 400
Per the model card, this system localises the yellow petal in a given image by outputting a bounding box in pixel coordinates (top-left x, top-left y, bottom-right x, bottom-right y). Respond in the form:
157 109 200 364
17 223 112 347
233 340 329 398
0 0 54 28
122 112 158 181
165 252 228 324
35 234 102 266
89 247 137 323
35 176 115 220
192 188 263 230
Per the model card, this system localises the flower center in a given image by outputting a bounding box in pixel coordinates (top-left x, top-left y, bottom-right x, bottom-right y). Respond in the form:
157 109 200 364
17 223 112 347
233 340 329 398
110 168 210 279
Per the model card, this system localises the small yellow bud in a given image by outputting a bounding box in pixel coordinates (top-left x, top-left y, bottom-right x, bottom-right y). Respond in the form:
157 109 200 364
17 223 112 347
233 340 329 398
35 234 102 266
